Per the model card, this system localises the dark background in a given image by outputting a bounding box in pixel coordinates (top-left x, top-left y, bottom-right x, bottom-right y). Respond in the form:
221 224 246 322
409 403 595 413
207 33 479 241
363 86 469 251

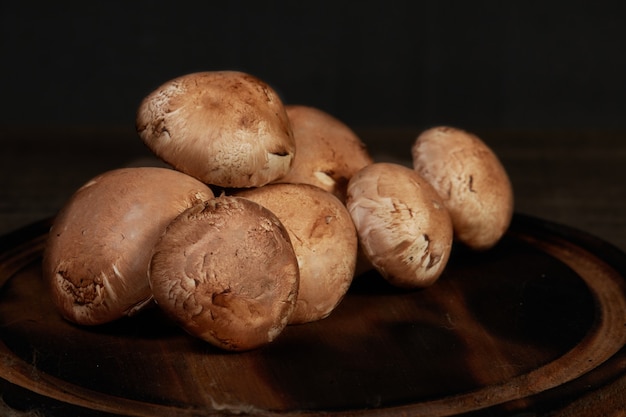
1 1 625 131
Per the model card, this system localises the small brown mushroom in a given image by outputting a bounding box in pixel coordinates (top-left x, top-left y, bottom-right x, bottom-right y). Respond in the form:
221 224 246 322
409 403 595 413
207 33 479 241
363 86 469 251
148 196 299 351
411 126 514 250
275 105 373 202
42 167 215 326
136 71 295 188
346 162 453 288
237 183 358 324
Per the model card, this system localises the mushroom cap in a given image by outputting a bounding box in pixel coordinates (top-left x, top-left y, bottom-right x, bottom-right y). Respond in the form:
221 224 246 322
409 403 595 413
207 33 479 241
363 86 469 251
346 162 453 288
237 183 358 324
411 126 514 250
136 71 295 188
275 105 373 202
42 167 215 326
148 196 299 351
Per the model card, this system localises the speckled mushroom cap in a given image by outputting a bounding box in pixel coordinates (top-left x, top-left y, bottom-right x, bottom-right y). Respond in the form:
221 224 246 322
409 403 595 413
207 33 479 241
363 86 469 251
346 162 453 288
275 105 373 202
148 196 299 351
237 183 358 324
136 71 295 188
411 126 514 250
42 167 215 326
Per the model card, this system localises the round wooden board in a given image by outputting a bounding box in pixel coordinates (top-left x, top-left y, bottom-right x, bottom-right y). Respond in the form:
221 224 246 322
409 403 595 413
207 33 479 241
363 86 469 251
1 214 626 417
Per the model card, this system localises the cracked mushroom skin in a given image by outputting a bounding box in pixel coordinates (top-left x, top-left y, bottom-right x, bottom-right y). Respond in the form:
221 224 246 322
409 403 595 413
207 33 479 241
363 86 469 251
42 167 215 326
276 105 373 202
346 163 453 288
237 183 358 324
136 71 295 188
411 126 514 250
148 196 299 351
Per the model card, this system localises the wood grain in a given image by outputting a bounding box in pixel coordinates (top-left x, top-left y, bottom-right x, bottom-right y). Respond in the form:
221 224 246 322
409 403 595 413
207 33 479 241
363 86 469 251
0 214 625 416
1 127 625 254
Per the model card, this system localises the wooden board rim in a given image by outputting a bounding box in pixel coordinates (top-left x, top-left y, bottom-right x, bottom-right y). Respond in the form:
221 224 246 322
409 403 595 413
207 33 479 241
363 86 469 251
0 214 626 416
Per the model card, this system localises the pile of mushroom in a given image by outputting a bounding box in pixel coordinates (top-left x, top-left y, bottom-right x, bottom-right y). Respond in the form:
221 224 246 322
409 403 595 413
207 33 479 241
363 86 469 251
42 70 514 351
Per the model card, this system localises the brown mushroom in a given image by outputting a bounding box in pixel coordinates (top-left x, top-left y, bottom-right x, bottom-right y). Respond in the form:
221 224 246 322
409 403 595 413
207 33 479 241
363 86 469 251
136 71 295 188
275 105 373 202
42 167 215 326
411 126 514 250
237 183 358 324
148 196 299 351
346 162 453 288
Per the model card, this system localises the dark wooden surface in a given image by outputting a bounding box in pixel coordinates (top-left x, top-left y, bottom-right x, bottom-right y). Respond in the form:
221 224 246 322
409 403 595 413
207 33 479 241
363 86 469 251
0 126 625 416
1 127 625 253
1 213 625 417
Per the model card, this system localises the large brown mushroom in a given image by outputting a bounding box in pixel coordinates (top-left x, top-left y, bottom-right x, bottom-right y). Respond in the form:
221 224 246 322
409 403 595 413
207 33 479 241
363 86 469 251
275 105 373 202
148 196 299 351
411 126 514 250
136 71 295 188
42 167 215 326
346 162 453 288
237 183 358 324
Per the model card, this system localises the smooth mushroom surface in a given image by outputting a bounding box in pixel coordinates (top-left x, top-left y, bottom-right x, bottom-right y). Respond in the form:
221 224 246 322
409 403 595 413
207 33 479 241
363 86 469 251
136 71 295 188
275 105 373 202
411 126 514 250
237 183 358 324
346 162 453 288
42 167 215 326
148 196 299 351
